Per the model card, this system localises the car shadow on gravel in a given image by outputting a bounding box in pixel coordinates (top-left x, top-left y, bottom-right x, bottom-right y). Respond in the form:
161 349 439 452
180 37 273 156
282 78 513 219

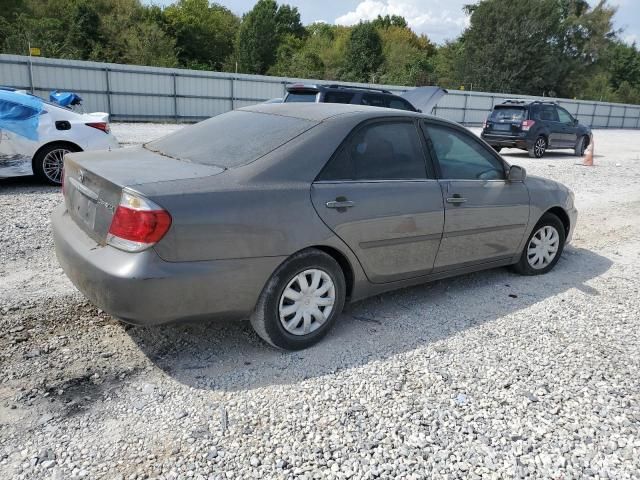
126 246 611 392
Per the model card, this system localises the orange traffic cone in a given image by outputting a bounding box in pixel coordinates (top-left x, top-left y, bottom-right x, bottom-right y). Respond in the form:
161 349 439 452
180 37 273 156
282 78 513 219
582 136 594 166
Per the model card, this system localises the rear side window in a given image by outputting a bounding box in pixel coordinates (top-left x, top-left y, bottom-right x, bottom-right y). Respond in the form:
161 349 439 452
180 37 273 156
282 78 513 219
424 123 505 180
538 106 559 121
361 94 386 108
319 121 427 181
324 91 355 104
285 92 317 103
490 107 526 121
146 110 316 168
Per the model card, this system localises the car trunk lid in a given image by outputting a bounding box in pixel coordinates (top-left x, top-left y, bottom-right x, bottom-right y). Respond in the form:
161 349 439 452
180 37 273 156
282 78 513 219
63 147 223 244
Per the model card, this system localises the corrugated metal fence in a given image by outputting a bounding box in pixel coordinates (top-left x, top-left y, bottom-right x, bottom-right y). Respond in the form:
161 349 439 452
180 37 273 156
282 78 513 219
2 54 639 128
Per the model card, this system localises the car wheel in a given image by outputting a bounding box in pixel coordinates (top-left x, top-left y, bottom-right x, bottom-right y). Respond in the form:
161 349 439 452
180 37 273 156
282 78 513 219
528 136 547 158
492 146 502 153
513 213 566 275
250 249 346 350
574 135 588 156
33 143 80 185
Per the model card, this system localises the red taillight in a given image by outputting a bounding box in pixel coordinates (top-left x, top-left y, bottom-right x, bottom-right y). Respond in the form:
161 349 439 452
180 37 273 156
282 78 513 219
86 122 110 133
109 207 171 243
522 119 535 131
107 191 171 252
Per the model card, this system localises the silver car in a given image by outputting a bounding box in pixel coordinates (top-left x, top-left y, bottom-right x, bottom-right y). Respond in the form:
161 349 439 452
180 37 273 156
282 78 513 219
53 103 577 350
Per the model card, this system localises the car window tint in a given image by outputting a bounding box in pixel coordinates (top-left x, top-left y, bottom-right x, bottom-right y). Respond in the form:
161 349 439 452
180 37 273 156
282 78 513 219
424 123 505 180
387 98 414 111
490 107 525 121
557 107 572 123
540 106 559 122
146 110 317 168
285 92 317 102
319 121 427 181
324 91 355 104
361 94 386 108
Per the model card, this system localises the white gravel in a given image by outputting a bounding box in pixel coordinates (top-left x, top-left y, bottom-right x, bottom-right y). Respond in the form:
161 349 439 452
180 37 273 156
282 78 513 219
0 124 639 479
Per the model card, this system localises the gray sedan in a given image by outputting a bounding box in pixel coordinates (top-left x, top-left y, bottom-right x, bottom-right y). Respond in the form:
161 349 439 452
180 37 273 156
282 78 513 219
53 103 577 350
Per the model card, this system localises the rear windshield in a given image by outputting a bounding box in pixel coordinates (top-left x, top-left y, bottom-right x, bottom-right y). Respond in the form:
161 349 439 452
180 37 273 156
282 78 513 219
285 92 317 103
490 106 526 121
146 110 316 168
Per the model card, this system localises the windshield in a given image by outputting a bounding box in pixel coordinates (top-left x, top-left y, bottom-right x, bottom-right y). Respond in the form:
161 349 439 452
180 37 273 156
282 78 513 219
146 110 317 168
490 106 526 121
285 92 317 103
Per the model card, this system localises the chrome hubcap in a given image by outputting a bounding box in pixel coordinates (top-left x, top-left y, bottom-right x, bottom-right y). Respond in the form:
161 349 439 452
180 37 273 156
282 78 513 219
534 138 546 157
278 269 335 336
42 148 69 183
527 225 559 269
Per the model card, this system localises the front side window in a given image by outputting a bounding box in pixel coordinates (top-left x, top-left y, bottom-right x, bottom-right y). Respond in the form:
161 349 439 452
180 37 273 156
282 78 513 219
557 107 573 124
424 123 505 180
319 121 427 181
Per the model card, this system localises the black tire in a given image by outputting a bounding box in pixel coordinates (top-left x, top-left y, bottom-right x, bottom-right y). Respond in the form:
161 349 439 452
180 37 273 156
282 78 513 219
513 213 566 275
32 142 81 185
528 136 547 158
492 146 502 153
250 249 346 350
574 135 588 156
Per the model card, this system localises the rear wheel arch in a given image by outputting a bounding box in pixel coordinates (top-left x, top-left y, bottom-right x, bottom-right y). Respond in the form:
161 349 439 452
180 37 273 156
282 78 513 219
32 141 83 184
32 140 83 165
310 245 354 300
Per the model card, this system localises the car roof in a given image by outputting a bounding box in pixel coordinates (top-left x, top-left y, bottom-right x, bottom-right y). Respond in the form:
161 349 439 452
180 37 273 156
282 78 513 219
241 102 417 122
286 83 394 95
240 102 465 131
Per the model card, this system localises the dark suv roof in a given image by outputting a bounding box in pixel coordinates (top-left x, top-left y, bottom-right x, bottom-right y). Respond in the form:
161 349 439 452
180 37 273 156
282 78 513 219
284 83 420 112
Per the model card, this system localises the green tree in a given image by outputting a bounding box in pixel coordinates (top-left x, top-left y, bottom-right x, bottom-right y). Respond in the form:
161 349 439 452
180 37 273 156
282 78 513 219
163 0 239 70
459 0 616 96
236 0 304 74
341 22 383 82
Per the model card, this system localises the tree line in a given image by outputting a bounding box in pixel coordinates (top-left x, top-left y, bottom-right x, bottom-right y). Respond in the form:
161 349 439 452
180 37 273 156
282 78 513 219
1 0 639 104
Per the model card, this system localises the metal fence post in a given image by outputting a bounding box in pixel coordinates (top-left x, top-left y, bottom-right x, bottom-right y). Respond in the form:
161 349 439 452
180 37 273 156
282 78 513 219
27 57 35 94
462 93 469 125
622 105 627 129
591 103 596 128
230 77 235 110
606 104 612 128
104 68 112 117
172 73 178 122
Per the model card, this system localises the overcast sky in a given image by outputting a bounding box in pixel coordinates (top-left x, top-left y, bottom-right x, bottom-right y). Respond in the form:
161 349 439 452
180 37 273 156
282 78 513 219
145 0 640 45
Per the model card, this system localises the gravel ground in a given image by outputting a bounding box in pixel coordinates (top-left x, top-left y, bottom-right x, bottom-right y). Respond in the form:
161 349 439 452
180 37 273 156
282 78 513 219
0 123 639 480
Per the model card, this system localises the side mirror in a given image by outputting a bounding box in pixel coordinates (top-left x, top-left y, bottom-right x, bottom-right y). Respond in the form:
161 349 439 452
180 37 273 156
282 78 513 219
508 165 526 182
573 118 578 126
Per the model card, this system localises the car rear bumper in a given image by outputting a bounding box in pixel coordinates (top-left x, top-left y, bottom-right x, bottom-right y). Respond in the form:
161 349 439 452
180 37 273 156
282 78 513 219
52 204 284 326
481 133 531 149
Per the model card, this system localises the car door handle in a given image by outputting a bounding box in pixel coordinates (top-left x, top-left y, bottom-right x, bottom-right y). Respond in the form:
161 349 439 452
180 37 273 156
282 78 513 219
446 196 467 204
326 200 354 209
